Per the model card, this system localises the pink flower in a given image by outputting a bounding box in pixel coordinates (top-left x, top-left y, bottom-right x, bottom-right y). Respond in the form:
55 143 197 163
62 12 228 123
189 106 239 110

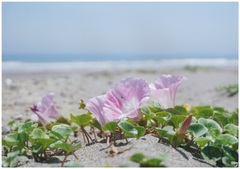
86 95 109 126
30 92 60 126
103 77 150 121
149 75 187 109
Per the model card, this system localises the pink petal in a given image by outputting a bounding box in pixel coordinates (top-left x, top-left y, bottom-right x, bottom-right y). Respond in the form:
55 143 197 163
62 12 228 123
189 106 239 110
150 88 173 109
33 110 52 126
86 95 109 126
150 75 187 109
37 92 59 119
104 77 150 121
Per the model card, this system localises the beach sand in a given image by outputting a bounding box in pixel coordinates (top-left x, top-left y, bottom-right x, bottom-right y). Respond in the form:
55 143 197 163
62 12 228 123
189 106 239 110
2 65 238 167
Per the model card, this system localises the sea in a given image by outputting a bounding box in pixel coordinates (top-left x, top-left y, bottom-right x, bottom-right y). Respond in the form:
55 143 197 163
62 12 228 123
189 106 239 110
2 54 238 73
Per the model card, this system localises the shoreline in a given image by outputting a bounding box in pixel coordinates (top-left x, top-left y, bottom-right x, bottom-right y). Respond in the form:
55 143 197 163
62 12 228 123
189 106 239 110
2 58 238 73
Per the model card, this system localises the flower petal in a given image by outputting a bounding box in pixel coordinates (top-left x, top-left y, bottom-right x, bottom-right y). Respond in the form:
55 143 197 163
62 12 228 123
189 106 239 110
150 75 187 109
104 77 150 121
37 92 60 119
86 95 109 126
33 110 52 126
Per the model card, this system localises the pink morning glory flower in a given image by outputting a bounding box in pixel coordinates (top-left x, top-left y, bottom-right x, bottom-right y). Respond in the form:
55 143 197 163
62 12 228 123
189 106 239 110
149 75 187 109
30 92 60 126
103 77 150 122
86 95 109 127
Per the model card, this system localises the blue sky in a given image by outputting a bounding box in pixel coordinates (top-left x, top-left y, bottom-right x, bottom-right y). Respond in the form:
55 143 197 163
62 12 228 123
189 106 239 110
2 2 238 59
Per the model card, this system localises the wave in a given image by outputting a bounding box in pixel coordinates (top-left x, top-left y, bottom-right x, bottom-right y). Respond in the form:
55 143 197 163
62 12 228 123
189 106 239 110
2 58 238 73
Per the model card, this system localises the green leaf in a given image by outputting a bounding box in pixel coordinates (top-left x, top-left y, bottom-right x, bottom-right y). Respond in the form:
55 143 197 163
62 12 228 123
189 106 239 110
208 128 221 140
187 123 208 138
174 106 188 115
54 143 81 154
141 106 152 114
213 106 225 113
51 124 73 138
70 113 92 126
215 134 238 146
102 121 117 132
31 143 43 153
7 150 20 158
130 153 166 167
2 156 10 167
3 133 20 146
155 112 171 125
170 115 187 128
48 130 64 140
148 105 161 112
17 121 34 133
135 126 146 139
166 130 176 142
118 121 138 135
155 126 173 138
19 132 29 144
2 150 20 167
222 157 235 167
201 146 223 165
213 111 228 127
198 108 213 118
222 146 238 161
227 111 238 125
31 128 49 139
224 124 238 137
194 137 210 148
142 158 164 167
130 153 145 163
198 118 222 133
141 106 155 121
31 138 56 153
90 118 102 131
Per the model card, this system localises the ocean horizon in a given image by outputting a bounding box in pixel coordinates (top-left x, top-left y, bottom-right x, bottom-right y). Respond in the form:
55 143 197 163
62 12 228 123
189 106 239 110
2 53 238 63
2 55 238 73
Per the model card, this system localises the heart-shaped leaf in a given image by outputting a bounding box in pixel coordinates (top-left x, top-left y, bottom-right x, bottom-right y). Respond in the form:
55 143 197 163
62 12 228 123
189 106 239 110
51 124 73 138
198 118 222 133
198 108 213 119
102 121 117 132
155 126 173 138
54 143 81 154
130 153 145 163
135 126 146 139
18 121 35 133
141 106 152 114
4 133 20 146
187 123 208 138
70 113 92 126
174 106 188 115
194 137 210 148
31 128 49 139
215 134 238 146
155 112 171 125
170 115 187 128
224 124 238 137
118 121 138 135
201 146 223 165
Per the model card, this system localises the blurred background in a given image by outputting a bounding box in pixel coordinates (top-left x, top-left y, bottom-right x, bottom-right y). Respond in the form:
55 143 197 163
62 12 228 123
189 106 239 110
2 2 238 62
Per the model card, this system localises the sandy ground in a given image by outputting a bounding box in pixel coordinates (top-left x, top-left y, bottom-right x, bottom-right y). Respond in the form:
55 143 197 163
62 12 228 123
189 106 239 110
2 66 238 167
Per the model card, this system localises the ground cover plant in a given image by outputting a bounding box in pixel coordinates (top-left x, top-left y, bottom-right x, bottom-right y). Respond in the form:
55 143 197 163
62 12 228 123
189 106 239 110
2 75 238 167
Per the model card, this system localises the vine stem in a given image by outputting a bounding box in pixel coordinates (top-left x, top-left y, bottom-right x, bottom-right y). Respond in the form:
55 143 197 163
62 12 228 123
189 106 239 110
80 128 86 143
81 126 94 144
61 153 69 167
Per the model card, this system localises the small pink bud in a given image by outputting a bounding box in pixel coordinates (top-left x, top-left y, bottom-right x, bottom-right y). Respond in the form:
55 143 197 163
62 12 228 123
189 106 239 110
178 114 192 136
30 105 38 112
